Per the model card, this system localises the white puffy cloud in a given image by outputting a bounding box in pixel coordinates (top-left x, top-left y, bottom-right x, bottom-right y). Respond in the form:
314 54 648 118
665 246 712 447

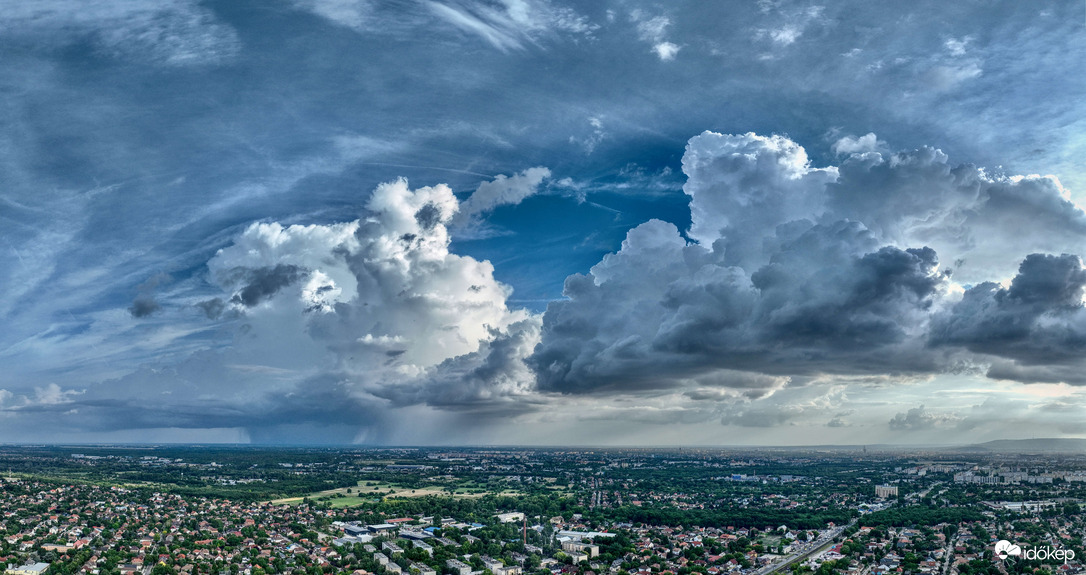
832 133 881 156
206 178 538 406
452 167 551 235
0 383 81 413
681 131 837 265
631 11 680 61
653 42 680 61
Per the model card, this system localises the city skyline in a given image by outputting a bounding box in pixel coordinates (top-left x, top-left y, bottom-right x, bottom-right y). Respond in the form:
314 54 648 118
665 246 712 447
2 1 1086 445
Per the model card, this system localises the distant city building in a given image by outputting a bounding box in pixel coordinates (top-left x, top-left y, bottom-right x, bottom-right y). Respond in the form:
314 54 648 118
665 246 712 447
562 541 600 557
953 472 1003 485
5 565 49 575
400 530 432 541
385 465 434 471
496 512 525 523
875 485 898 499
557 530 616 541
334 535 372 546
481 557 505 573
345 525 370 537
998 501 1058 513
446 559 472 575
408 563 436 575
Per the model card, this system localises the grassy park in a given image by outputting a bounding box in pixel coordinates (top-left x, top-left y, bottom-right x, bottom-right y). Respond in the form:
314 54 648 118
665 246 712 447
270 479 522 506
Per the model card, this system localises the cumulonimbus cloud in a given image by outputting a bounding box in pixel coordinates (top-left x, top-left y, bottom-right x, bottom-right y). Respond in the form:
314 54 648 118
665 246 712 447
43 176 544 439
205 177 540 407
530 131 1086 395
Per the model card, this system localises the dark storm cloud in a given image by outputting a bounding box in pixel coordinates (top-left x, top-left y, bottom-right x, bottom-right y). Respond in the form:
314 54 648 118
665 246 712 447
128 272 172 318
414 203 444 231
229 264 307 308
530 222 947 394
13 351 390 444
930 254 1086 368
983 362 1086 386
745 241 942 348
657 229 944 357
196 298 227 319
129 295 161 318
374 318 544 416
532 134 946 395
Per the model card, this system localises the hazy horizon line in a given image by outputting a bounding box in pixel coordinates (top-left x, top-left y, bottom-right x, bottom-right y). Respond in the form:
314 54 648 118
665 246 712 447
4 437 1085 450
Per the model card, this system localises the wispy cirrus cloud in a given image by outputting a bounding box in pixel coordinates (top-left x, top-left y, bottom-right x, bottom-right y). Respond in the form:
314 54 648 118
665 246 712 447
427 0 596 51
0 0 240 65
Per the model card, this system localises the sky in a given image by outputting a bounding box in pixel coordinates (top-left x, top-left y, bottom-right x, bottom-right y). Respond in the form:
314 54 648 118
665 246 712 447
2 0 1086 446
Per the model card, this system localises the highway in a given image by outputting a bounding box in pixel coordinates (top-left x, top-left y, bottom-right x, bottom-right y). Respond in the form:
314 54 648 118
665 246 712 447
754 520 856 575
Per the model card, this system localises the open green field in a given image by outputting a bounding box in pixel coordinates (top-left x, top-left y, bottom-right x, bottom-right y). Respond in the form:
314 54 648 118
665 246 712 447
759 534 783 549
325 495 374 508
269 479 522 506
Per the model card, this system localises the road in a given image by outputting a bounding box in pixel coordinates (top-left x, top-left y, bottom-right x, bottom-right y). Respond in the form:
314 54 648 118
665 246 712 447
754 520 856 575
913 481 945 503
940 534 957 575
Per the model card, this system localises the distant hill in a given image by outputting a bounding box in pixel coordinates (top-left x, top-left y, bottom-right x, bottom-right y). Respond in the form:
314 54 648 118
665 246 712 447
950 438 1086 453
